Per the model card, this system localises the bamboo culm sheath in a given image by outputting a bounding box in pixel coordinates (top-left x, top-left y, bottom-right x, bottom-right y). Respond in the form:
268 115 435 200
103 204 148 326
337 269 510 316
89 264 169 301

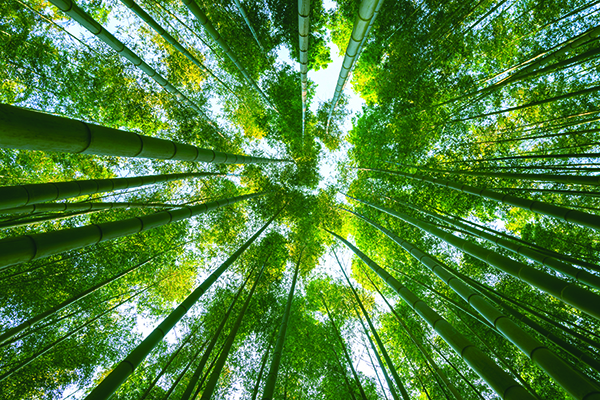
84 206 282 400
326 228 535 400
344 209 600 399
0 105 288 165
0 192 265 270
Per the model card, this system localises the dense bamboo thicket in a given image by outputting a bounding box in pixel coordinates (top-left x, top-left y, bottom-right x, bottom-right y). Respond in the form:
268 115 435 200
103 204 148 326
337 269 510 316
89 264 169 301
1 0 600 399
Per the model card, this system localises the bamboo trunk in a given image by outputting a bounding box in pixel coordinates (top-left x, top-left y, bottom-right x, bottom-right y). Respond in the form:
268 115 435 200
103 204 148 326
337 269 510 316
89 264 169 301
47 0 204 114
344 210 600 398
298 0 310 136
200 258 268 399
84 208 281 400
0 192 265 270
250 340 273 400
362 167 600 231
1 201 176 216
326 228 535 400
261 250 303 400
233 0 264 52
0 105 288 164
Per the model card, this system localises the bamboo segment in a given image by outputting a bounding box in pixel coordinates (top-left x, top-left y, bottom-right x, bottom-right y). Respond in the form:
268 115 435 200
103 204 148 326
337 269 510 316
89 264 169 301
326 229 535 400
298 0 310 135
180 0 275 109
261 250 303 400
0 192 265 270
400 201 600 290
349 196 600 321
200 259 267 399
0 171 215 210
119 0 236 96
84 208 280 400
180 266 257 400
362 167 600 231
47 0 204 114
335 251 411 400
345 210 600 399
326 0 378 129
0 104 288 164
233 0 264 53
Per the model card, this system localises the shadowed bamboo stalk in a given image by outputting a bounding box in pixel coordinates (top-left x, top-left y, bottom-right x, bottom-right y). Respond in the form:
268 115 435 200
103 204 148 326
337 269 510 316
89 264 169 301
119 0 237 97
322 296 369 400
0 192 265 270
180 0 275 109
396 200 600 290
250 340 273 400
261 249 303 400
334 250 411 400
332 347 358 400
0 210 101 229
1 201 176 216
349 195 600 320
0 171 218 211
361 167 600 231
0 105 288 165
0 241 190 344
47 0 205 114
326 228 536 400
343 209 600 398
364 273 480 400
200 257 268 399
361 332 391 400
233 0 264 52
83 206 281 400
179 266 256 400
326 0 378 131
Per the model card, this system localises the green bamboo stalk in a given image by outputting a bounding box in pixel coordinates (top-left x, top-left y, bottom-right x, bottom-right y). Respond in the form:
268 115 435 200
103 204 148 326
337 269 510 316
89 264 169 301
367 274 480 400
334 251 411 400
326 228 535 400
322 296 369 400
250 340 273 400
84 207 281 400
180 0 275 109
179 259 260 400
331 347 358 400
397 200 600 289
0 192 265 270
47 0 205 114
343 209 600 398
261 250 303 400
0 210 101 229
119 0 238 97
349 196 600 321
326 0 378 130
0 241 188 344
298 0 310 135
0 171 217 211
355 310 401 400
0 201 176 216
200 257 268 399
162 341 206 399
0 105 288 165
139 326 206 400
361 167 600 231
233 0 264 53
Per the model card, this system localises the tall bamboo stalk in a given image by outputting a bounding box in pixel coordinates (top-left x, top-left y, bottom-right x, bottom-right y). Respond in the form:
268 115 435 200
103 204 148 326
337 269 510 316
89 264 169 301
0 105 288 165
47 0 205 114
334 251 411 400
1 201 175 216
84 207 281 400
397 200 600 289
180 0 275 109
298 0 310 136
349 196 600 321
233 0 264 53
325 0 378 131
360 167 600 231
200 258 268 399
0 171 217 211
343 209 600 398
250 340 273 400
261 249 303 400
326 228 535 400
0 192 265 270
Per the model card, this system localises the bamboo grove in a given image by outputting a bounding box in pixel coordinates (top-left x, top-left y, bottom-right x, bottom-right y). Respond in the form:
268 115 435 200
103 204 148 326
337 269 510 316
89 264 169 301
1 0 600 398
